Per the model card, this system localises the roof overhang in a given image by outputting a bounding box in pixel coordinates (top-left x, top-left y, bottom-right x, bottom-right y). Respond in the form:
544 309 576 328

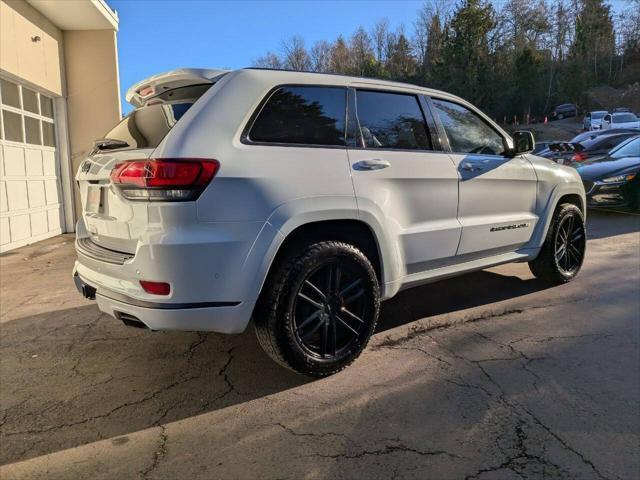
27 0 119 31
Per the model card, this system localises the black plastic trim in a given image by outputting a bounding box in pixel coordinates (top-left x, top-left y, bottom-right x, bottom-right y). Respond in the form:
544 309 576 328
99 289 241 310
74 273 240 310
76 237 134 265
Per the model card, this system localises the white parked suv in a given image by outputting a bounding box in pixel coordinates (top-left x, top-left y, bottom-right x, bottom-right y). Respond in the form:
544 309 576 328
601 112 640 130
73 68 587 376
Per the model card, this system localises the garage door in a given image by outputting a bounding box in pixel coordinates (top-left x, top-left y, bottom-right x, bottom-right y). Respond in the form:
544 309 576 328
0 77 63 252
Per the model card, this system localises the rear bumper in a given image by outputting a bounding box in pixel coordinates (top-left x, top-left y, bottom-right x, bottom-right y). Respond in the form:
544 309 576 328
73 218 285 333
74 270 255 333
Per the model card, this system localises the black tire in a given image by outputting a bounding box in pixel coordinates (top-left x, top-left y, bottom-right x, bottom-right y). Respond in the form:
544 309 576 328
254 241 380 377
528 203 586 284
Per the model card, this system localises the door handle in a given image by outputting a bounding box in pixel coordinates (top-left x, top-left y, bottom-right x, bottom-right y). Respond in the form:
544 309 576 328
353 159 390 171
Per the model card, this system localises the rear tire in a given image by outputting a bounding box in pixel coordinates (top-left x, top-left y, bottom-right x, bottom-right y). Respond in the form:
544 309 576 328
529 203 586 284
254 241 380 377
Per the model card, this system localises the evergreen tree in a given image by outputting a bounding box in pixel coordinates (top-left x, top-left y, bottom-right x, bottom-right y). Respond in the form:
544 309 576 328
440 0 496 106
565 0 616 102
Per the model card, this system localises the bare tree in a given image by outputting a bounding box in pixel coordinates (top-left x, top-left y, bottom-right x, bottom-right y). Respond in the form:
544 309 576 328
253 52 282 69
281 35 311 71
310 40 332 72
251 0 639 121
371 18 390 62
413 3 434 66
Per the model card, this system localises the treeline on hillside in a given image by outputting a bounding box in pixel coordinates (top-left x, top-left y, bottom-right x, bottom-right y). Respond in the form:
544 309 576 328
253 0 640 123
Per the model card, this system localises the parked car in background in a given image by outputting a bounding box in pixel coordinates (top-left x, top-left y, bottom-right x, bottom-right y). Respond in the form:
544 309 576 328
552 103 578 120
71 67 587 377
601 112 640 130
571 128 640 145
540 132 638 165
583 110 608 131
533 141 551 154
577 136 640 211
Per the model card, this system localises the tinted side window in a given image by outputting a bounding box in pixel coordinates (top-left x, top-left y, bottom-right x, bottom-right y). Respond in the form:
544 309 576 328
355 90 431 150
249 86 346 146
431 98 505 155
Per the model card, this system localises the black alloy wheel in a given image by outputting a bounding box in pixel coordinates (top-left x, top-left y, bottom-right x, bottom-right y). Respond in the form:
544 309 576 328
553 212 586 275
529 203 586 284
254 241 380 377
292 260 371 360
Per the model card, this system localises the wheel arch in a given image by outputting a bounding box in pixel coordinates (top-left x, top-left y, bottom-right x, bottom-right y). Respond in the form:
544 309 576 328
556 193 584 214
529 185 586 249
265 218 385 289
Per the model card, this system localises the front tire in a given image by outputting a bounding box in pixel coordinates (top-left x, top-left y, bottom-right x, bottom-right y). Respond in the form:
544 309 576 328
529 203 586 284
254 241 380 377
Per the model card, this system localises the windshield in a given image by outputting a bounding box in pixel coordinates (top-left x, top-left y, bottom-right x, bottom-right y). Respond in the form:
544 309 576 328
613 113 638 123
611 136 640 158
98 84 211 151
591 112 606 119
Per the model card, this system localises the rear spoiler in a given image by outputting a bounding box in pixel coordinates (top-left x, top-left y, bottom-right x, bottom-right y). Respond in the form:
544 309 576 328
125 68 230 108
548 142 582 153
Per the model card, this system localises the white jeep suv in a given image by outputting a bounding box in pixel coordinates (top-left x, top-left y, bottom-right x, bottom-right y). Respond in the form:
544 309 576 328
73 68 587 376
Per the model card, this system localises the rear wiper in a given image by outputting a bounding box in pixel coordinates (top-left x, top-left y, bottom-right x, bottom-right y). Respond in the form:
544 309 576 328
93 138 130 151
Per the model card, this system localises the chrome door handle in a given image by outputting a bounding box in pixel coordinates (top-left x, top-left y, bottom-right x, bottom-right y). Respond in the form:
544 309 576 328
353 159 390 171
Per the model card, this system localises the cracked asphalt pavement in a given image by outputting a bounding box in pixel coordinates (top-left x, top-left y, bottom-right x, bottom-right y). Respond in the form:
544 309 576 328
1 209 638 479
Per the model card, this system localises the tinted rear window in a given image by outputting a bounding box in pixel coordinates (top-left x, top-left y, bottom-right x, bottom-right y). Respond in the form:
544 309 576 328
613 113 638 123
249 86 346 146
100 84 211 151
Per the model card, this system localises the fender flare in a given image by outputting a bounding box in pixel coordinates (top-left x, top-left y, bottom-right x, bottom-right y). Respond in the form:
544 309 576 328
529 184 586 249
243 196 400 302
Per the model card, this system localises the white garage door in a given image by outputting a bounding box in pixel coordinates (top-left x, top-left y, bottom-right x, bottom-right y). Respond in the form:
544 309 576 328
0 77 63 253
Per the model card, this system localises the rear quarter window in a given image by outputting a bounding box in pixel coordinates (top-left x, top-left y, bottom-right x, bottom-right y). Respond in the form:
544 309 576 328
247 86 346 146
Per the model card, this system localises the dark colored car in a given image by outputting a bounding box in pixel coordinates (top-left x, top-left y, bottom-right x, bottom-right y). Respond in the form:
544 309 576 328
533 141 551 154
570 128 640 145
552 103 578 119
539 132 638 165
576 136 640 210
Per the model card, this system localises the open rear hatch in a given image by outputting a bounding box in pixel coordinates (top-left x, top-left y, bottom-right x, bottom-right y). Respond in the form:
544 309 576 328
77 68 228 254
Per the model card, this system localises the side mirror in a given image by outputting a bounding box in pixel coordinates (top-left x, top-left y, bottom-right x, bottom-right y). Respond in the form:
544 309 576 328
510 130 535 155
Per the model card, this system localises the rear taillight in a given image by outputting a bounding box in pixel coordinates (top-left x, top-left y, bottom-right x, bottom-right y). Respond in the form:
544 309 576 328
572 153 586 162
110 158 219 201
